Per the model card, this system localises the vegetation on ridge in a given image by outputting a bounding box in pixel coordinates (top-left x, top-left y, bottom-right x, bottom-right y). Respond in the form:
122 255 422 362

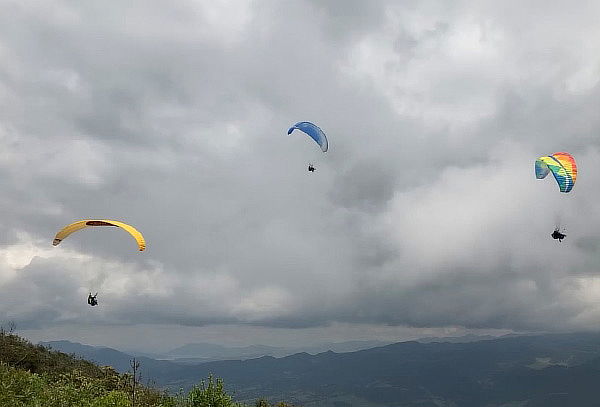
0 325 297 407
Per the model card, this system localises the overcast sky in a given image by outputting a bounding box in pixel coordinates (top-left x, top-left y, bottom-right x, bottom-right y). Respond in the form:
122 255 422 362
1 0 600 352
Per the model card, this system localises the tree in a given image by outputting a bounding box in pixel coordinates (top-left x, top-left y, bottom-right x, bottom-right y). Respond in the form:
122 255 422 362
187 375 241 407
130 358 141 407
253 399 296 407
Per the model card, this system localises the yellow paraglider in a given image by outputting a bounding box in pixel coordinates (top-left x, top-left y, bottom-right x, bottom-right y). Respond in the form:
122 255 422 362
52 220 146 251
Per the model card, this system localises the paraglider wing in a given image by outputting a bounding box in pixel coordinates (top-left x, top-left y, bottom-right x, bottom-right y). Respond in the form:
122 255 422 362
287 121 328 152
53 220 146 251
535 152 577 193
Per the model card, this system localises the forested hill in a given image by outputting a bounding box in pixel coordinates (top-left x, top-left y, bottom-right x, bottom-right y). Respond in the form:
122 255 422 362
0 329 293 406
0 328 171 406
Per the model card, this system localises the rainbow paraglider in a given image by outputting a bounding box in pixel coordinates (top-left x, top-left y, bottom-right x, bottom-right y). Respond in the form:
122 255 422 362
535 152 577 193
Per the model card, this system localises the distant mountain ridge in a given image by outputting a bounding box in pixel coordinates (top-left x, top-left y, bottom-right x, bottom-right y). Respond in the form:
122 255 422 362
415 332 521 343
163 335 517 360
165 343 285 360
42 333 600 406
164 340 391 361
43 335 501 365
179 333 600 406
39 334 506 378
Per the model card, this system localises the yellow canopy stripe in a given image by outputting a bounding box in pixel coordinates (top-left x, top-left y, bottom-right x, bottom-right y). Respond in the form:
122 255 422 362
53 220 146 251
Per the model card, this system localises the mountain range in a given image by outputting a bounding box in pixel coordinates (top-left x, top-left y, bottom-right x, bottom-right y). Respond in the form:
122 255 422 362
163 340 392 362
42 333 600 406
42 339 392 363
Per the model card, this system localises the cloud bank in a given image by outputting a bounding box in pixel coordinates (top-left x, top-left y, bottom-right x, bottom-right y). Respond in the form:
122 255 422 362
1 0 600 345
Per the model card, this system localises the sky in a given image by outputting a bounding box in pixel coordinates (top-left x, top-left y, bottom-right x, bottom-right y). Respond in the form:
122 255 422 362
1 0 600 353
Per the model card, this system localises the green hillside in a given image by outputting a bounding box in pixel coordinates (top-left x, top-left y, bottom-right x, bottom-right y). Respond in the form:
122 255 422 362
0 327 295 407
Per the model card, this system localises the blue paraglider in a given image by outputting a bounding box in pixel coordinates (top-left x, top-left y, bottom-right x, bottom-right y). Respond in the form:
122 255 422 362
287 122 328 152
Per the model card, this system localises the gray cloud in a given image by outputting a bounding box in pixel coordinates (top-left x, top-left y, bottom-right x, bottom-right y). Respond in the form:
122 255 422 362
1 0 600 348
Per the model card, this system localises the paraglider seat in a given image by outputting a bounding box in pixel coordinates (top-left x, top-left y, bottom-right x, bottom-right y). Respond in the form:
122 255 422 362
88 293 98 306
551 229 566 242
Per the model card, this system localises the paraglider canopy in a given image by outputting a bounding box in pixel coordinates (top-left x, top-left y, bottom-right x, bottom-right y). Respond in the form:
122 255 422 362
287 121 328 152
53 220 146 251
535 152 577 193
